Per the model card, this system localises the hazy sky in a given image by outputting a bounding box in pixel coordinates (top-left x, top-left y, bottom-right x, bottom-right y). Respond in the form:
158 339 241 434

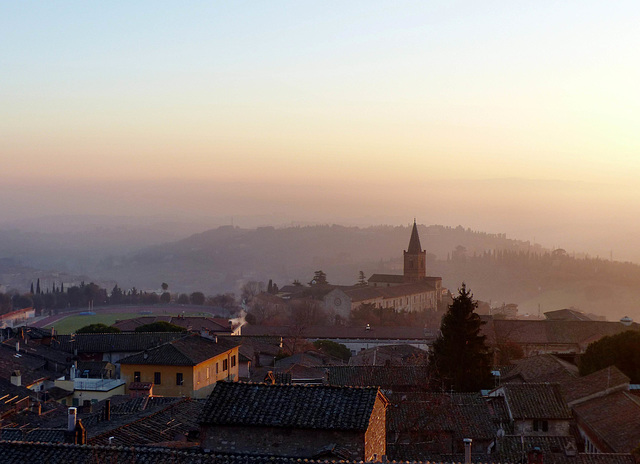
2 2 640 258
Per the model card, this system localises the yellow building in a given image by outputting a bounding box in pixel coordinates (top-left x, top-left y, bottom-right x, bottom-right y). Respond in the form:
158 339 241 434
119 334 240 398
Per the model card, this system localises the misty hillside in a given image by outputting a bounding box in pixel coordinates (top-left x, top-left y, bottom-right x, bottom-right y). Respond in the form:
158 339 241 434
92 224 640 321
93 224 523 292
4 222 640 321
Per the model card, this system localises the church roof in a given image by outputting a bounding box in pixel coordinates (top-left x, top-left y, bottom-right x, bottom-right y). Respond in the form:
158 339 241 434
407 220 423 253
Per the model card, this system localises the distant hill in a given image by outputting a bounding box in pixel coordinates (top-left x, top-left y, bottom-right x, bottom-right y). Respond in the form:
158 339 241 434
4 223 640 321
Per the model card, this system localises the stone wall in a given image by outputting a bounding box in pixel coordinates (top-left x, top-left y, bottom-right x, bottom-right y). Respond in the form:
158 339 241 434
514 419 570 436
364 395 387 460
200 425 365 459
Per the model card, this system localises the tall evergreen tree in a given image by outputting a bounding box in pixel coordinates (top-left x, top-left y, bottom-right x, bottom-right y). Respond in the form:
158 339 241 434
36 278 41 295
429 283 492 392
30 282 34 294
309 270 328 286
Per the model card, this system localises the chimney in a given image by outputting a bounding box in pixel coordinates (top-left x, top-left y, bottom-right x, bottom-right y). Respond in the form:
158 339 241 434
70 363 77 380
10 370 21 387
103 399 111 421
15 341 19 353
67 407 77 432
143 350 149 360
527 447 544 464
463 438 472 464
75 419 86 445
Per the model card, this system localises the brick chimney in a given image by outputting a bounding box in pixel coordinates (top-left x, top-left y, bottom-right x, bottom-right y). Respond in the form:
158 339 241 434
104 399 111 421
65 407 86 445
464 438 472 464
527 447 544 464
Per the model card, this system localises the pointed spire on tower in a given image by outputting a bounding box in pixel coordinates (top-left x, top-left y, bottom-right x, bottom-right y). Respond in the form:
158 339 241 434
407 219 423 253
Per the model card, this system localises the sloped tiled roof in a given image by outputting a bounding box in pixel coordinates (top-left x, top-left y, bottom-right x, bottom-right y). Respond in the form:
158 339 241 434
502 354 579 384
275 350 344 368
496 435 576 464
89 398 204 446
345 282 435 301
241 325 435 340
386 392 496 439
0 344 57 387
377 281 435 298
113 316 232 333
199 382 380 431
344 286 384 302
572 390 640 453
544 308 593 321
561 365 629 405
51 332 185 353
349 344 428 366
0 428 66 443
119 334 239 366
574 454 635 464
492 320 640 347
283 364 326 382
327 365 429 388
367 274 406 283
0 441 532 464
496 383 571 420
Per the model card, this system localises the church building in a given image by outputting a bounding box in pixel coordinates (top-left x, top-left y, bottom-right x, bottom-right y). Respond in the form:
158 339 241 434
367 220 443 308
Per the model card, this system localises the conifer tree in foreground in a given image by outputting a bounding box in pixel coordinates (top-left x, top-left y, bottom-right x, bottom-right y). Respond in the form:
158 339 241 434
429 282 492 392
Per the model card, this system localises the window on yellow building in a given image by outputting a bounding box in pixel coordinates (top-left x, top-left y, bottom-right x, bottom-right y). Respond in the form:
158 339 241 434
154 372 161 385
134 371 141 382
176 372 184 386
231 355 236 368
223 359 228 371
216 363 219 374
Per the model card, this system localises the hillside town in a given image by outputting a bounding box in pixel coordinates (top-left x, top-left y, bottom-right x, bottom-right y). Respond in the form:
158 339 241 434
0 224 638 464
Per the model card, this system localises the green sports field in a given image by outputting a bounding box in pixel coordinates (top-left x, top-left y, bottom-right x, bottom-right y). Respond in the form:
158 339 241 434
45 310 209 334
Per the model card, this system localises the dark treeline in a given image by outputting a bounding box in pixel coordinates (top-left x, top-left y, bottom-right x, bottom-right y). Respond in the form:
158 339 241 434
447 247 640 287
1 281 240 317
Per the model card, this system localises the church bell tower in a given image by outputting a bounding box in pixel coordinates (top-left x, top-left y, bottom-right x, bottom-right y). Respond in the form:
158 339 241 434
403 219 426 282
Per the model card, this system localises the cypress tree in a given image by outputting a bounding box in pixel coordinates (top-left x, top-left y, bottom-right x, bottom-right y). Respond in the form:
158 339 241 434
429 283 493 392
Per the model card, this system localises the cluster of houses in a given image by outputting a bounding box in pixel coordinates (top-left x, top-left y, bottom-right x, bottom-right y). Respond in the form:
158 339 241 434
1 226 640 463
253 221 447 321
0 306 639 464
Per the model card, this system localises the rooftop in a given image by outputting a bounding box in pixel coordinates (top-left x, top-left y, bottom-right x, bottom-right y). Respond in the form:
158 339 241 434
199 381 382 431
119 333 239 366
493 383 572 420
502 354 579 384
51 332 185 354
572 390 640 453
241 324 436 340
327 365 429 389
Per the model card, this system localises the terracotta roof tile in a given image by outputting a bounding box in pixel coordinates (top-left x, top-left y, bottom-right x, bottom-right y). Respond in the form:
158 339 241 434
119 334 239 366
494 383 572 420
51 332 185 354
502 354 579 383
327 365 429 389
199 382 381 431
561 365 629 405
572 390 640 452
